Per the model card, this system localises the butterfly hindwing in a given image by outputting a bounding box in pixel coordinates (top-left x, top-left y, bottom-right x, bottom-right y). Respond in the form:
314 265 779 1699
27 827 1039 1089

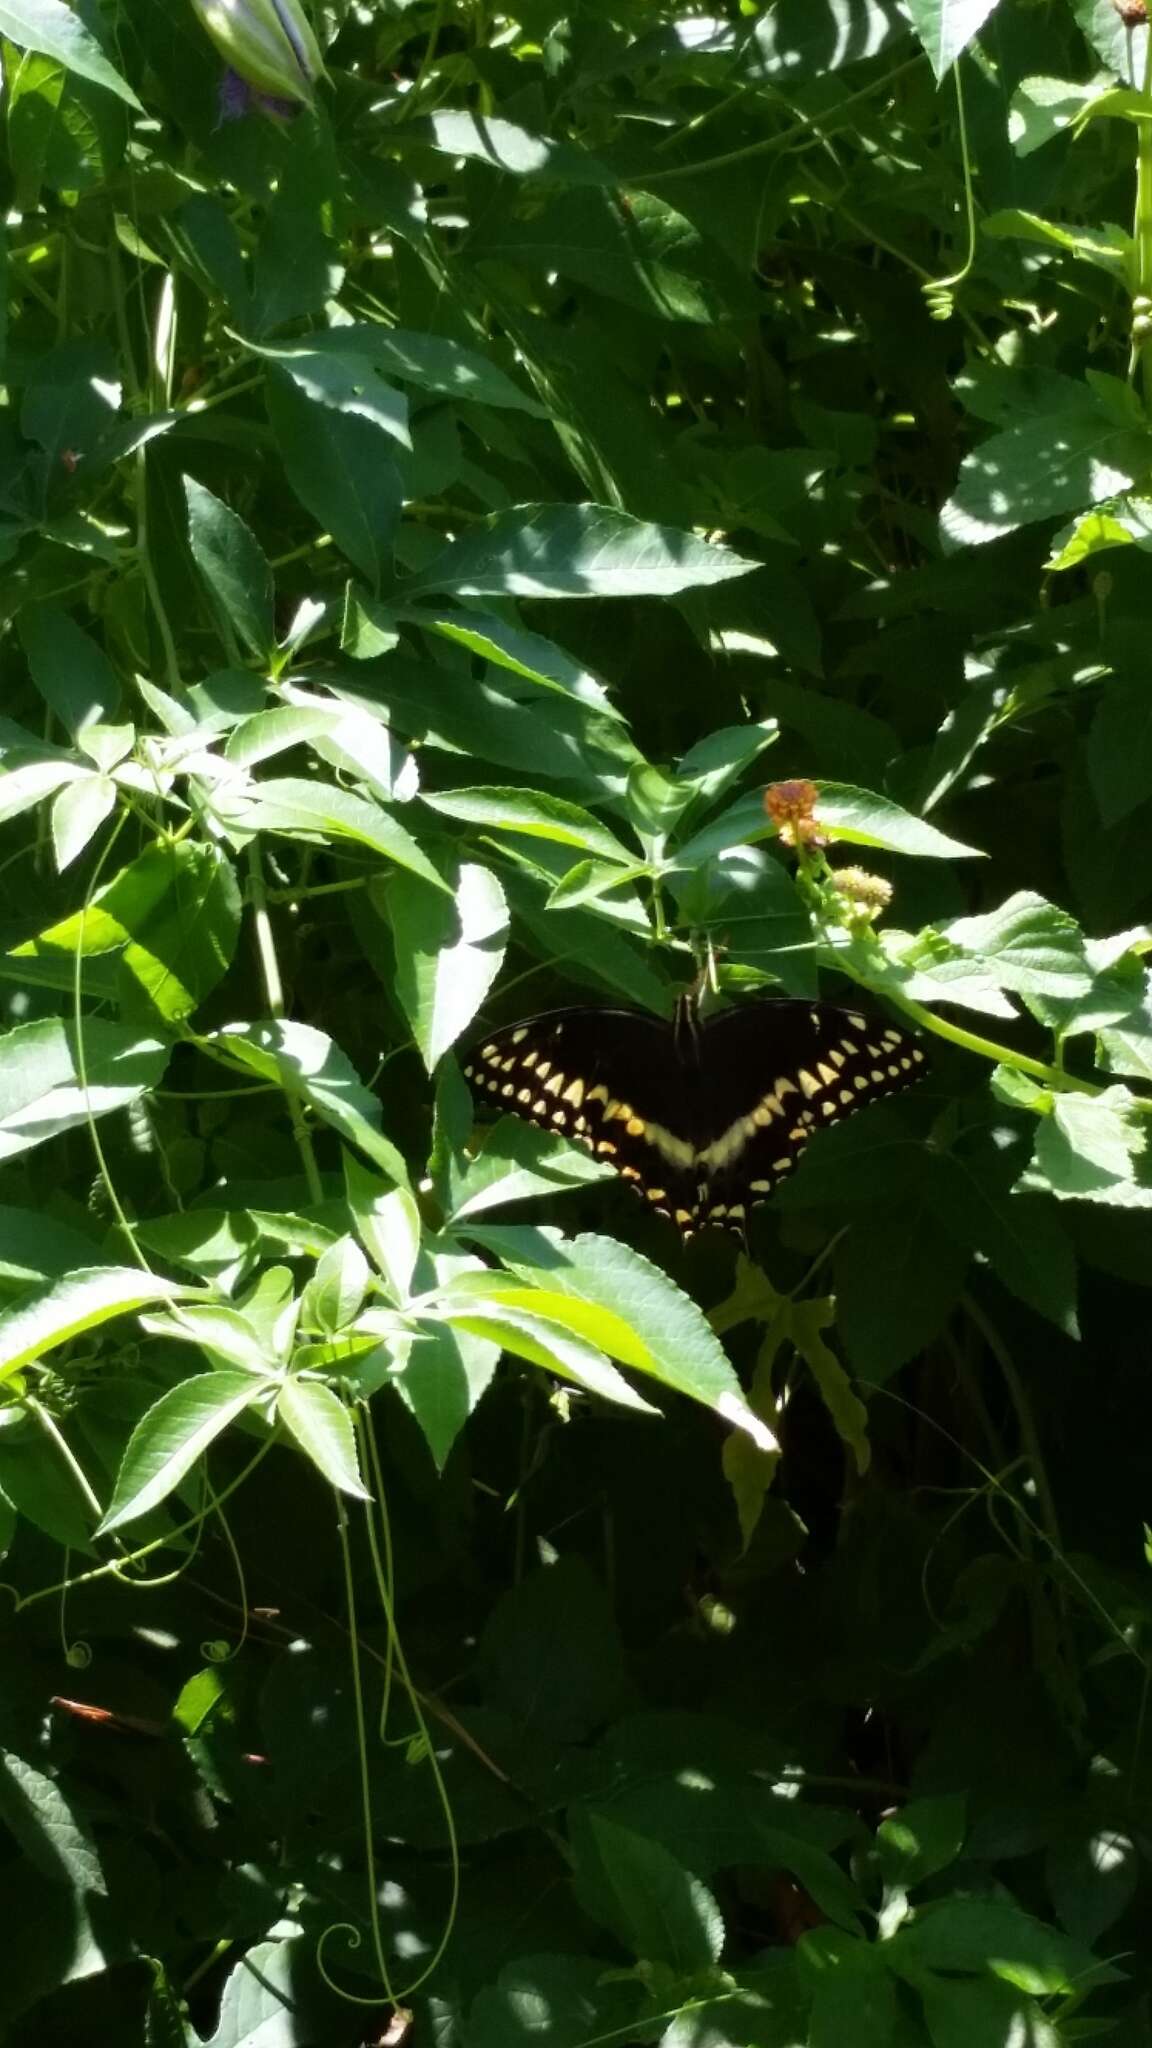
462 1007 700 1227
693 999 928 1228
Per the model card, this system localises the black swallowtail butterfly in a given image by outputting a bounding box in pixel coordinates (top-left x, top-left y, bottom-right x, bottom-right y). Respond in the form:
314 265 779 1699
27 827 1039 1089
464 992 927 1239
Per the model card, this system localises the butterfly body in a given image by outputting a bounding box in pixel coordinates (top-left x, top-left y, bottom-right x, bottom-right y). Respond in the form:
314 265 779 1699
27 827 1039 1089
465 994 927 1239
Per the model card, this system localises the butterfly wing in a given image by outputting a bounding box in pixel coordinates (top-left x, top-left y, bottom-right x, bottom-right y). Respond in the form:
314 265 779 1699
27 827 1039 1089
464 1007 701 1227
692 999 927 1230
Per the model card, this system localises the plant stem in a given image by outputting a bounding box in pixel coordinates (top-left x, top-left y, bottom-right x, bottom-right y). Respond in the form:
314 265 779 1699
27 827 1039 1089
640 53 927 184
1133 33 1152 397
245 844 323 1205
887 993 1102 1096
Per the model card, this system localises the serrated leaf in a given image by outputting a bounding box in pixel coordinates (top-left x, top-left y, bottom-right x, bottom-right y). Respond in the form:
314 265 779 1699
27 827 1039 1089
1027 1087 1150 1202
409 504 758 599
50 772 116 869
184 478 275 660
0 1266 187 1385
216 776 449 892
210 1019 411 1188
276 1378 371 1498
389 861 508 1071
421 786 636 866
459 1226 778 1450
98 1371 261 1533
0 1748 106 1894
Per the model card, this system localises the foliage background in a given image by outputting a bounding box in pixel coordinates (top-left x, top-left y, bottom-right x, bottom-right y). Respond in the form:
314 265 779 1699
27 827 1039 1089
1 0 1152 2041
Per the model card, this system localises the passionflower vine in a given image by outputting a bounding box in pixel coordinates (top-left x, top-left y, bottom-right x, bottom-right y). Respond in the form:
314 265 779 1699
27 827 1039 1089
189 0 326 108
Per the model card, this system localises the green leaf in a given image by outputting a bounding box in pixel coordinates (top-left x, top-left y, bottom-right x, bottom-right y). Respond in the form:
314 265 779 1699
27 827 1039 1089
276 1378 371 1498
0 758 87 825
211 1019 411 1187
790 1298 871 1477
904 0 1002 77
459 1226 778 1451
50 772 116 869
801 1929 899 2048
184 478 275 661
344 1155 421 1299
984 205 1129 274
409 504 758 599
932 1154 1078 1334
0 1204 103 1287
0 0 142 108
437 1288 662 1414
1089 676 1152 825
467 1956 644 2048
918 1975 1061 2048
15 840 242 1022
817 783 986 859
19 603 119 733
445 1114 613 1222
877 1795 967 1892
941 891 1091 996
0 1266 188 1387
269 322 548 414
0 1747 106 1893
941 404 1152 549
398 1317 499 1468
216 775 449 891
203 1938 318 2048
422 786 635 866
1026 1086 1150 1203
98 1371 262 1534
12 840 186 955
415 609 622 717
748 0 909 79
887 1896 1121 1993
389 861 508 1070
579 1812 725 1972
266 366 401 586
835 1197 971 1384
144 1301 278 1374
300 1234 369 1334
252 343 410 448
0 1018 169 1160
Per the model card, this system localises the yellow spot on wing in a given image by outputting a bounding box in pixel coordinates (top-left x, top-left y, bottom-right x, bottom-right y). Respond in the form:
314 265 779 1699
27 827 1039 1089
817 1061 838 1087
798 1069 821 1098
543 1071 564 1095
587 1083 609 1105
511 1026 528 1043
562 1078 585 1106
625 1116 647 1137
517 1087 532 1104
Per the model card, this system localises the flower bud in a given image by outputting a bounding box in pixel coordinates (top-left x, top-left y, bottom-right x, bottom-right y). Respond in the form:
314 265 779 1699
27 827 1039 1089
190 0 325 107
1112 0 1148 24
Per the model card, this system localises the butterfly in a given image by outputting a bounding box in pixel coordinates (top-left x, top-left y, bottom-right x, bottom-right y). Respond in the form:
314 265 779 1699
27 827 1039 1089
464 991 927 1239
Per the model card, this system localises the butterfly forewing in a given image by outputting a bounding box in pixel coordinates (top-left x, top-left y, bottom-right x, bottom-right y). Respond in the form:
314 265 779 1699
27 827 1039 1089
692 1000 928 1229
462 1007 701 1228
465 997 927 1239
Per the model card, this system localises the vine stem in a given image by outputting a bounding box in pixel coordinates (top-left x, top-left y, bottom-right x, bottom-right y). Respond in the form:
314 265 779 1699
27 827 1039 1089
1132 29 1152 396
961 1291 1064 1570
886 992 1102 1097
245 844 323 1205
640 52 927 183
